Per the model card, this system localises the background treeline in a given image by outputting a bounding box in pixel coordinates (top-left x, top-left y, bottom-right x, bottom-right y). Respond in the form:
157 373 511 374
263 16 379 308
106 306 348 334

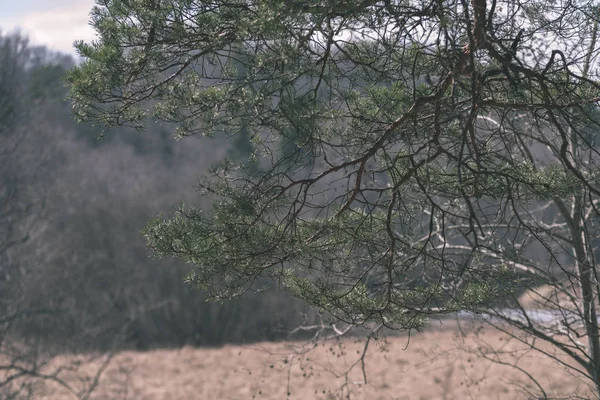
0 32 310 352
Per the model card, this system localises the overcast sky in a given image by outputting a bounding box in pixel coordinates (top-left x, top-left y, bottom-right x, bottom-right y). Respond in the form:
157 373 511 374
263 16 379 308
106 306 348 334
0 0 96 55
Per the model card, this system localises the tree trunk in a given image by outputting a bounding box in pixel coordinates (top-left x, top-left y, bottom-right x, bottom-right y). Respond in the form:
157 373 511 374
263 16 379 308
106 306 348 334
571 199 600 395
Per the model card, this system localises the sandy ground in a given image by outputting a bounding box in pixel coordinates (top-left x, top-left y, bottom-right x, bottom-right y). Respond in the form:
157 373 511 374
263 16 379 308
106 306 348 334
13 319 594 400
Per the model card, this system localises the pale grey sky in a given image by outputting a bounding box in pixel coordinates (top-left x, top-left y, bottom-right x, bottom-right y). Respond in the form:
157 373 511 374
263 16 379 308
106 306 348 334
0 0 96 55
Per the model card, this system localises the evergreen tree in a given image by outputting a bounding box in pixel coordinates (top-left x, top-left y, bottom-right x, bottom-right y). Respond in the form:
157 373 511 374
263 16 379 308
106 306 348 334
69 1 600 393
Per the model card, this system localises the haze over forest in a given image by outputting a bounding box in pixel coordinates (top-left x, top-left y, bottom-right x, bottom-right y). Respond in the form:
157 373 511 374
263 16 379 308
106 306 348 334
0 31 312 354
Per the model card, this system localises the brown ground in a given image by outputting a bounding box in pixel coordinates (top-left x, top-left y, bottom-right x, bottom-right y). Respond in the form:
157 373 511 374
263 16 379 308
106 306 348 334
19 319 595 400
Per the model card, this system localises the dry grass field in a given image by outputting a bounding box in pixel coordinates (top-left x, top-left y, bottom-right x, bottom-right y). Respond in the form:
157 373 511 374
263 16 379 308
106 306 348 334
12 319 595 400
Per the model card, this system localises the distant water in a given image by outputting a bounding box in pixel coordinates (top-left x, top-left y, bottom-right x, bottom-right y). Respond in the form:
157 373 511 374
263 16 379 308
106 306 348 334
451 308 600 325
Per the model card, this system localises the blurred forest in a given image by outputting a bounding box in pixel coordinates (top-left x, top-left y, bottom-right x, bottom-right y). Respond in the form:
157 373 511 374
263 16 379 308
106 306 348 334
0 31 310 355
